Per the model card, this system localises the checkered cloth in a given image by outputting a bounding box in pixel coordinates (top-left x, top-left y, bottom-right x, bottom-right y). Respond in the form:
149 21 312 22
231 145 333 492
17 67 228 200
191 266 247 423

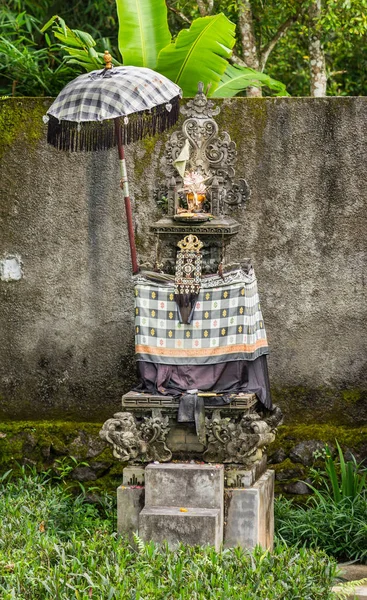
46 66 182 123
135 268 269 366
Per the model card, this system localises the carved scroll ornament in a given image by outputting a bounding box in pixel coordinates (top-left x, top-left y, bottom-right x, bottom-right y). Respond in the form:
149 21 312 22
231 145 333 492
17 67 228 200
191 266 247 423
203 405 283 465
157 83 251 216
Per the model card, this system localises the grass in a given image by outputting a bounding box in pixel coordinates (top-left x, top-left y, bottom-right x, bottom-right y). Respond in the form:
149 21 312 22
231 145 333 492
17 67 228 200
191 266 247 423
275 442 367 564
0 467 339 599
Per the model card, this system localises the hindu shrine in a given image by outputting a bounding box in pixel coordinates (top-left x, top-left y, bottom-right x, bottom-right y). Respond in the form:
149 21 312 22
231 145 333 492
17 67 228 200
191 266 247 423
100 84 283 550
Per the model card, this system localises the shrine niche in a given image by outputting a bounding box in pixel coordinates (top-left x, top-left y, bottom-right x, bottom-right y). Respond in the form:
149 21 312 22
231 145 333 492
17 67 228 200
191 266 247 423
151 83 251 274
155 81 251 220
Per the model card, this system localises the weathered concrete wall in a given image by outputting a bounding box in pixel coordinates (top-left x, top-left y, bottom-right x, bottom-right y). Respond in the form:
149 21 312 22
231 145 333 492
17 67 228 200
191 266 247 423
0 97 366 423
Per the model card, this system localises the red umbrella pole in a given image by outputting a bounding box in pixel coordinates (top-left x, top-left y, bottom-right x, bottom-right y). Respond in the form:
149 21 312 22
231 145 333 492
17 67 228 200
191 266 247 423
114 118 139 275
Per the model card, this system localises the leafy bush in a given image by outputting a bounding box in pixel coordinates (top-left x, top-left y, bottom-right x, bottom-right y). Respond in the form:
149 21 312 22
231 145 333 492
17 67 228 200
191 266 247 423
0 8 76 96
0 468 338 599
275 494 367 563
275 444 367 563
310 441 366 503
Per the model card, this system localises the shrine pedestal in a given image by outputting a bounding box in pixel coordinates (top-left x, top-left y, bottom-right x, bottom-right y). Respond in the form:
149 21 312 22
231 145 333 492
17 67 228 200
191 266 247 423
117 463 275 551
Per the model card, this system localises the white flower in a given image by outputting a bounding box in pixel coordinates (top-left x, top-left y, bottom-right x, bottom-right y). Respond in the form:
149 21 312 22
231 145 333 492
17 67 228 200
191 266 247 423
182 170 207 194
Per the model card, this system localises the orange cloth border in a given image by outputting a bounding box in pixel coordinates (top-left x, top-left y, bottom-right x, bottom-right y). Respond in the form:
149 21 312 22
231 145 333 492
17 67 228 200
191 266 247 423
136 339 268 358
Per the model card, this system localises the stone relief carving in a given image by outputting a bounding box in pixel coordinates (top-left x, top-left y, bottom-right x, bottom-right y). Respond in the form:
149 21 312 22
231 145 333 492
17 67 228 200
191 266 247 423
100 405 283 466
99 410 171 463
140 413 172 462
99 412 146 462
156 83 251 216
203 405 283 465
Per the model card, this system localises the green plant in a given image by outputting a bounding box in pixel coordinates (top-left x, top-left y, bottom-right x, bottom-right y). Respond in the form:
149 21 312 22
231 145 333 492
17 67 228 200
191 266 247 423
308 441 366 503
334 578 367 600
0 467 338 599
275 443 367 563
41 0 288 97
0 8 76 96
275 493 367 563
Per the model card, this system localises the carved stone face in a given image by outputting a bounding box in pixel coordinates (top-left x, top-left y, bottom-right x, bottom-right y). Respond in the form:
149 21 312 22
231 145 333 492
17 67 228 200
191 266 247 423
118 431 140 460
114 412 136 430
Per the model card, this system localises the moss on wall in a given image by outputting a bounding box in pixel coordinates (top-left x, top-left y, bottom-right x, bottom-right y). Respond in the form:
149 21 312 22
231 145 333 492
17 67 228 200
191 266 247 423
269 423 367 454
1 419 366 496
0 97 50 159
271 386 367 426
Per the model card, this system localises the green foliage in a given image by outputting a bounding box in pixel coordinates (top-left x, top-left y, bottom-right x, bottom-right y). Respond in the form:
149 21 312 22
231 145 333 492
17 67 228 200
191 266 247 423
156 14 235 97
40 0 285 98
2 0 367 96
41 16 112 72
116 0 171 68
0 467 339 599
275 444 367 562
309 442 367 503
334 578 367 600
212 63 289 97
0 8 75 96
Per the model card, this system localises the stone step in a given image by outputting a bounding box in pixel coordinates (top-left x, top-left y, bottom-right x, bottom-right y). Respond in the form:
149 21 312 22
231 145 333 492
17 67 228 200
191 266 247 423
139 506 222 550
145 462 224 509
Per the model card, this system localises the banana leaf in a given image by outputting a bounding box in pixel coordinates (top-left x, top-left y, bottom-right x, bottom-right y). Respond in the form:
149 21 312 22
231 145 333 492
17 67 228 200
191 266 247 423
211 63 288 97
116 0 171 69
156 14 235 97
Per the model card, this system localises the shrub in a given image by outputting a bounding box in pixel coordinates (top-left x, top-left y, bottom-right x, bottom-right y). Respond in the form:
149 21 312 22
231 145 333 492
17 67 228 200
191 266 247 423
275 441 367 563
275 494 367 563
0 468 338 599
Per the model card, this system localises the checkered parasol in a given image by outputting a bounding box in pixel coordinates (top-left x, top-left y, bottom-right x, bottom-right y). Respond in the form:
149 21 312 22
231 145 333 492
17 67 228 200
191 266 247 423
44 54 182 274
46 65 181 151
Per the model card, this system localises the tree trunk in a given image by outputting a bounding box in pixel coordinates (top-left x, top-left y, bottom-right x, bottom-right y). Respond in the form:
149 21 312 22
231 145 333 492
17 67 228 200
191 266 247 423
309 0 327 97
237 0 262 97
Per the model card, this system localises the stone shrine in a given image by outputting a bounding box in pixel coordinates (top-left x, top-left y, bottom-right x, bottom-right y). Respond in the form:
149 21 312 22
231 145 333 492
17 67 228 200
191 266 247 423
100 85 283 550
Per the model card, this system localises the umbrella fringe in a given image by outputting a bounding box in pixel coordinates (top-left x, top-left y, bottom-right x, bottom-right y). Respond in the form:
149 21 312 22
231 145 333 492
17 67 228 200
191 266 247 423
47 95 180 152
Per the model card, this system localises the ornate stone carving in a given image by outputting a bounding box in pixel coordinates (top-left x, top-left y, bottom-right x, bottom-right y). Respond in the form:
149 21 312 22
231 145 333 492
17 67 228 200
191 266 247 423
100 395 283 467
140 412 172 462
99 409 172 463
99 412 146 462
156 83 250 216
203 405 283 465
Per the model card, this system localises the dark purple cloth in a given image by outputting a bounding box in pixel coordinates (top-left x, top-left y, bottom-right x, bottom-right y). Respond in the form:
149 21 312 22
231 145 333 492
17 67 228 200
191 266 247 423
136 355 272 409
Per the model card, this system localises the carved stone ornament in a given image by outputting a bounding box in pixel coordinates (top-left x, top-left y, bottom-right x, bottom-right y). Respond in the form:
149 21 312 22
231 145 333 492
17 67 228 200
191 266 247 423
203 405 283 465
100 400 283 467
156 82 251 216
99 410 172 463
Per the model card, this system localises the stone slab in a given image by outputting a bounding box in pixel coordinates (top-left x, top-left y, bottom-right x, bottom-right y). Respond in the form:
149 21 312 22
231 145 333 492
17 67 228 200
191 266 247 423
139 506 222 550
145 463 224 511
224 470 274 550
117 485 145 539
337 564 367 582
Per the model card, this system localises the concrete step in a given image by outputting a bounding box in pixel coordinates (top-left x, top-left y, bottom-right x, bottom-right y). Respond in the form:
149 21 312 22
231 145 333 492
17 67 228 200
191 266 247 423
145 462 224 509
139 506 222 550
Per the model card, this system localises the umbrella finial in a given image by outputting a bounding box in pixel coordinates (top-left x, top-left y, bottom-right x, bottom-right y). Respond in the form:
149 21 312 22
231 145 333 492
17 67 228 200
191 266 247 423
103 50 113 70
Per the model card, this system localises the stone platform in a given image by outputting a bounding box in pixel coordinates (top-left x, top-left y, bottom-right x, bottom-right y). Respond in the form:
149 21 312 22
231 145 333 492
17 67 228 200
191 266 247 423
117 462 275 551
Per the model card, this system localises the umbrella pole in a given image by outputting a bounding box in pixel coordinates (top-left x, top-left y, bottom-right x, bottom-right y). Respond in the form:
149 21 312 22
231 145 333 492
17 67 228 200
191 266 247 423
114 118 139 275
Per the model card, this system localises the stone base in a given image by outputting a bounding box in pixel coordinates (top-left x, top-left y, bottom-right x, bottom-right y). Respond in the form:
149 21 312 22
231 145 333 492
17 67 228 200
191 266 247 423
139 506 222 550
117 485 145 539
224 470 275 550
145 463 224 511
139 463 224 550
116 465 275 551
